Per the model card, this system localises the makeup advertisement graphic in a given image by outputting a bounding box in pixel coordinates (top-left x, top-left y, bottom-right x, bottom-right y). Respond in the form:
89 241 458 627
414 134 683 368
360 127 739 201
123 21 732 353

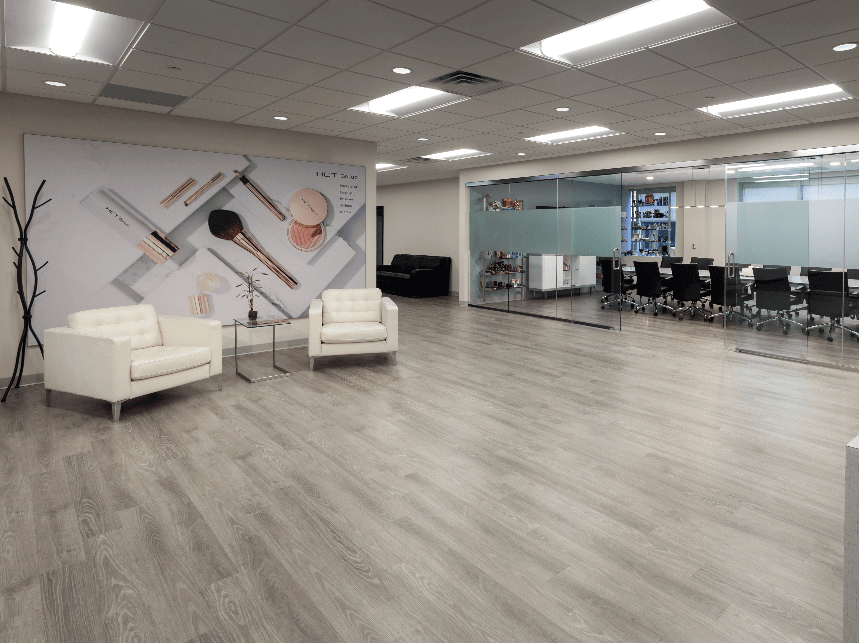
25 135 366 343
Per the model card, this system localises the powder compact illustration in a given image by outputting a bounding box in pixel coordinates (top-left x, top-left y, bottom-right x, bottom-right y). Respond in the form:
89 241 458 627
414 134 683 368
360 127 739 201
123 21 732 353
287 188 327 252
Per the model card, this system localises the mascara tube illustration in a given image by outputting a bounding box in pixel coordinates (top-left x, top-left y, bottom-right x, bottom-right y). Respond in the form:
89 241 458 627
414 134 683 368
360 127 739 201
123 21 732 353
81 188 179 265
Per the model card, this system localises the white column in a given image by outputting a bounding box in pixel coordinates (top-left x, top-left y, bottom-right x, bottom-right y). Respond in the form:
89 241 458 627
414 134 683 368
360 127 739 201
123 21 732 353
845 435 859 642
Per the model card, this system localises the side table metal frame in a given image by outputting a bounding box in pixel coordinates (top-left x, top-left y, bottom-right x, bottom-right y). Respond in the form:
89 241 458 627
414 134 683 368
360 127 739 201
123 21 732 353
234 321 291 383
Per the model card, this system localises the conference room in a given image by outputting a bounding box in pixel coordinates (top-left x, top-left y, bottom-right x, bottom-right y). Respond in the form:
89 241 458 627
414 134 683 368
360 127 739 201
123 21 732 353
468 149 859 368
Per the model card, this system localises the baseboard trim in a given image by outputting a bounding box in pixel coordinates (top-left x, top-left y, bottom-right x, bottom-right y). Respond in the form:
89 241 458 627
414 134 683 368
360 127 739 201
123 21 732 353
735 348 859 373
0 373 45 389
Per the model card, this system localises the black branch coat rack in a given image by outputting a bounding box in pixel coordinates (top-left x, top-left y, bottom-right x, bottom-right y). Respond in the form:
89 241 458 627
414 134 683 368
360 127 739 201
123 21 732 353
2 177 50 403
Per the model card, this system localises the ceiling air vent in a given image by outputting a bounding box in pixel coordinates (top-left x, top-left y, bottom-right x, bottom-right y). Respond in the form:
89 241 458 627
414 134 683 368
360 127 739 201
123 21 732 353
100 84 187 107
421 71 510 97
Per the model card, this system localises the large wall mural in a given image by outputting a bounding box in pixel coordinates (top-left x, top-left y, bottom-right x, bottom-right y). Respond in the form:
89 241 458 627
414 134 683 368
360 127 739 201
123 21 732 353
25 134 366 343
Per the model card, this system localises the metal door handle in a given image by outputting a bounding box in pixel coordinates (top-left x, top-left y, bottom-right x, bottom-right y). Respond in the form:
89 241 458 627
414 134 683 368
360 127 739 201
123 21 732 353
728 251 735 278
613 247 619 270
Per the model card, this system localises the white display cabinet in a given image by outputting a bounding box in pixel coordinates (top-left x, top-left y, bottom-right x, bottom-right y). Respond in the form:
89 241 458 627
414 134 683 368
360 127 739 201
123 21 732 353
529 255 596 293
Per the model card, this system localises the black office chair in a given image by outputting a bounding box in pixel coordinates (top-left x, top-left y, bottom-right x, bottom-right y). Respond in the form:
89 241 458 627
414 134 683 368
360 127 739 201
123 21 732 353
847 269 859 281
763 265 790 271
670 263 707 320
632 261 673 316
804 271 859 342
598 258 635 310
661 256 683 268
752 267 803 334
693 257 714 268
801 266 829 276
706 265 753 325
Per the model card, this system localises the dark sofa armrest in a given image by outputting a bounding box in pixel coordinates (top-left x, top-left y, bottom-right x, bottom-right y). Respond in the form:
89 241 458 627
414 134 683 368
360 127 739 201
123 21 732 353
378 264 396 271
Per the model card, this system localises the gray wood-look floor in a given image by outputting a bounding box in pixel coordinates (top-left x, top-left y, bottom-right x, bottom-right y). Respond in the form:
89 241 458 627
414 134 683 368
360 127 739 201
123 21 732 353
1 295 854 643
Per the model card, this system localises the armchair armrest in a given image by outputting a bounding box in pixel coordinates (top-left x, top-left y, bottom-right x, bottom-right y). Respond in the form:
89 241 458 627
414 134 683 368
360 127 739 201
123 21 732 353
158 315 222 376
309 299 323 357
44 327 132 402
381 297 398 353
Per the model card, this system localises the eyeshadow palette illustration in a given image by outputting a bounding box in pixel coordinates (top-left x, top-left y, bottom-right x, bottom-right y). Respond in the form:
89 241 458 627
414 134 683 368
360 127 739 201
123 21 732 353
25 134 366 340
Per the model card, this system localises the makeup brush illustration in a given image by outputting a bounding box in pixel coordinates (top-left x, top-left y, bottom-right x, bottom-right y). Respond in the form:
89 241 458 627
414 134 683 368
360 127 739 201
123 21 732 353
208 209 298 289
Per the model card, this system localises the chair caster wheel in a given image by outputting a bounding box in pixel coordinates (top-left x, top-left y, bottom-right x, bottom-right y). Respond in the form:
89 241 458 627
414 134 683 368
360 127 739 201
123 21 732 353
756 324 762 331
828 336 834 342
708 317 714 323
748 322 754 327
671 313 676 317
783 329 789 335
653 312 658 317
601 305 605 309
805 330 811 336
819 328 825 334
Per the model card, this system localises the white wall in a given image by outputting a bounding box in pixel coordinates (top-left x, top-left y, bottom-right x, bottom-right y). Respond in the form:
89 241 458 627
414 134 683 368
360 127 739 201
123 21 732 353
0 92 376 381
458 116 859 300
679 179 726 264
377 178 459 294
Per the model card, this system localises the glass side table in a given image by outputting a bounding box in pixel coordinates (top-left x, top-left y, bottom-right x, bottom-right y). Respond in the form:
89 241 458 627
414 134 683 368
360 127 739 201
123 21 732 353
233 316 291 383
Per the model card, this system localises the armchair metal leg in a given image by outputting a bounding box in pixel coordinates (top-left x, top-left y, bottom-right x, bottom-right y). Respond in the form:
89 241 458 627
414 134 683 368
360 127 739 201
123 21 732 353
111 402 122 423
390 351 397 365
45 389 52 407
309 357 315 371
217 374 222 391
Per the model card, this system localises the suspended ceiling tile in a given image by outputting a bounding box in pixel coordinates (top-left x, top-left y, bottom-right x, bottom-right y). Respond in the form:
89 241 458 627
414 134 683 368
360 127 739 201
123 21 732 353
611 99 690 118
391 28 509 69
193 84 278 108
95 97 173 113
134 25 254 69
731 68 831 96
670 84 751 109
6 85 95 103
211 70 306 98
465 52 566 85
173 98 258 119
695 49 807 84
806 110 859 123
236 110 317 126
747 118 812 131
483 109 558 127
567 109 643 126
788 98 859 119
315 72 409 98
742 0 859 47
366 118 433 133
586 51 686 85
521 69 616 96
289 125 347 136
121 49 226 84
299 0 432 49
60 0 161 20
152 0 288 48
288 86 368 109
215 0 324 22
4 49 113 83
440 99 513 117
522 98 603 117
575 85 656 108
6 68 104 95
628 69 723 97
235 51 338 85
781 28 859 67
445 0 580 49
292 118 364 133
371 0 487 23
653 25 771 68
110 68 206 95
526 0 643 24
647 109 727 127
349 55 455 90
704 0 810 20
477 85 557 109
258 97 342 117
814 58 859 84
264 26 380 68
407 110 477 127
725 110 808 127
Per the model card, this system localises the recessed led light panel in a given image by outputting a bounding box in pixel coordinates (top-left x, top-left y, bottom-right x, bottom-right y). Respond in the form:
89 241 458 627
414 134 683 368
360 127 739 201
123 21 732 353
521 0 734 67
421 149 492 161
376 163 408 172
5 0 144 65
524 126 623 145
699 84 851 118
350 86 469 118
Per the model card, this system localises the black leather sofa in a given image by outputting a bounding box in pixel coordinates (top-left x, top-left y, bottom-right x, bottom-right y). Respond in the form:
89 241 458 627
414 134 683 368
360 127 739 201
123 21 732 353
377 254 451 298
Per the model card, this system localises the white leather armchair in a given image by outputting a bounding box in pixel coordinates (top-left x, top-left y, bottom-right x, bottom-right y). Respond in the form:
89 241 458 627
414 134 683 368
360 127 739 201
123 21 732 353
308 288 397 370
44 304 222 421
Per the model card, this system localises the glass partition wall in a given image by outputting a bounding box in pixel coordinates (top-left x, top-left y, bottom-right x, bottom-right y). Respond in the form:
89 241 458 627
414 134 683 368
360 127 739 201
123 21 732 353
469 175 622 329
725 152 859 368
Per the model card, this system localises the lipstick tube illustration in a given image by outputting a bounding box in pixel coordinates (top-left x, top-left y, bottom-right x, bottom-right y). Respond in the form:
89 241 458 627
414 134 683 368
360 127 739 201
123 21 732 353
81 188 179 265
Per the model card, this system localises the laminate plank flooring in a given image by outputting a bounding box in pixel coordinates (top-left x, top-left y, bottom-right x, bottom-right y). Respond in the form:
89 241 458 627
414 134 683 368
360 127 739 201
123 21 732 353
1 295 857 643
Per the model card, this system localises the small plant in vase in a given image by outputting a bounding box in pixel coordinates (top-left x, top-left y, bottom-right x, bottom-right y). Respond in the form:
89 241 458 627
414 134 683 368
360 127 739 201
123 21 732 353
236 267 267 321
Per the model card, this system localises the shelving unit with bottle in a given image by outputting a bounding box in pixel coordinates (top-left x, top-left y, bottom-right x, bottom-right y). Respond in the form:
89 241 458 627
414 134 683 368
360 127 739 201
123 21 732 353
481 251 527 304
621 187 676 257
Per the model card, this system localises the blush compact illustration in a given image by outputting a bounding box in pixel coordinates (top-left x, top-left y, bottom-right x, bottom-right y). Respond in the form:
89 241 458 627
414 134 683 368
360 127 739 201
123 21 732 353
287 188 327 252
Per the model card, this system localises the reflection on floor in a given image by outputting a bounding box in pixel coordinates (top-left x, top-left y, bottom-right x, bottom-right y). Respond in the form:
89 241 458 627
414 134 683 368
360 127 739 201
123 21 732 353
474 291 859 369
